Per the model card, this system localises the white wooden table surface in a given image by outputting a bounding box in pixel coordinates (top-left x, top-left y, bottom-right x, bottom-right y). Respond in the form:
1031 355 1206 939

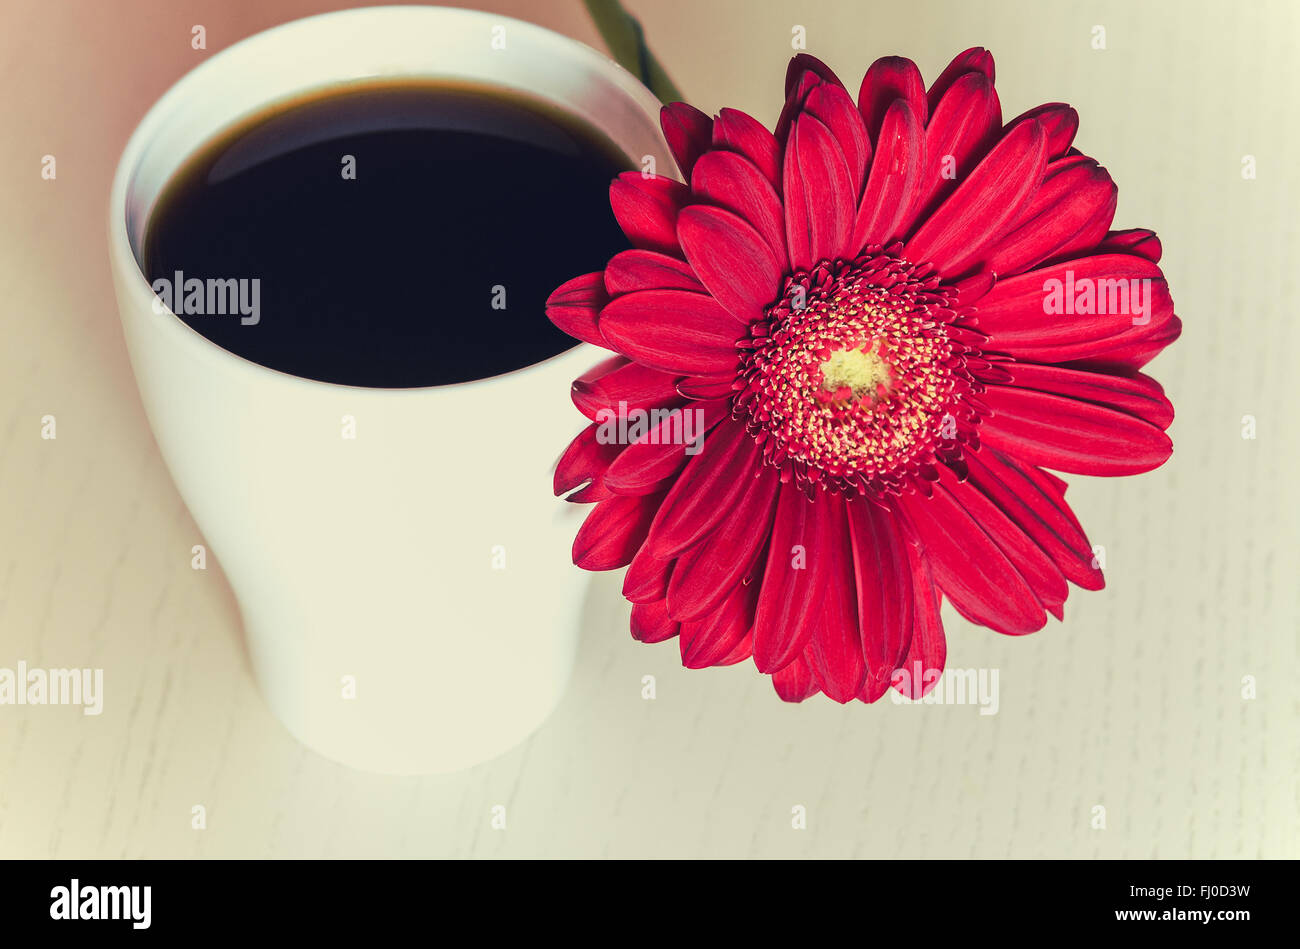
0 0 1295 857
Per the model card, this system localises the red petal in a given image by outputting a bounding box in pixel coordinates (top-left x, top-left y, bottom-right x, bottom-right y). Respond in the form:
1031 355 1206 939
609 172 691 257
998 362 1174 430
573 490 664 571
942 471 1069 621
905 117 1047 277
900 483 1047 635
753 485 834 673
926 47 995 114
1040 469 1070 496
1097 228 1163 262
916 71 1001 224
712 108 782 191
677 204 785 324
985 157 1116 276
784 53 846 97
775 52 851 144
603 399 731 496
980 381 1173 476
772 652 820 702
848 100 924 254
598 288 742 377
964 449 1104 591
677 376 737 400
644 419 763 557
602 434 686 497
858 56 927 142
716 629 754 666
953 269 997 305
1004 103 1079 159
572 353 626 400
680 577 761 669
604 249 703 296
891 542 947 699
623 544 672 603
784 113 855 270
554 422 623 501
805 493 866 703
546 272 609 347
661 102 713 180
803 82 871 194
975 254 1178 369
570 357 681 421
847 500 913 684
857 668 892 704
666 461 779 620
1069 318 1182 372
691 150 787 263
631 599 679 643
775 69 820 143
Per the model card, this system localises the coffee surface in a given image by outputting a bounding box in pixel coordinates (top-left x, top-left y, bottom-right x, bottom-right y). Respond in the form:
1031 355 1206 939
143 80 631 387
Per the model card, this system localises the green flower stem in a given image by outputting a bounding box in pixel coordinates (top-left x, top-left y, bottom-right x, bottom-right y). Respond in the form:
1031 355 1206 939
582 0 684 104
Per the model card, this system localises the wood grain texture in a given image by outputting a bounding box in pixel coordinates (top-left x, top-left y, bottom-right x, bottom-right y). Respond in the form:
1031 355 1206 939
0 0 1295 858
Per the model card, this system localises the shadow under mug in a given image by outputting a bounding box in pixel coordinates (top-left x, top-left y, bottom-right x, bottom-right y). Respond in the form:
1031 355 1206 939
108 6 670 774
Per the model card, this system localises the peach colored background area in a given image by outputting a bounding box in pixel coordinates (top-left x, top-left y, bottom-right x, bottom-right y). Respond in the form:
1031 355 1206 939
1 0 1296 857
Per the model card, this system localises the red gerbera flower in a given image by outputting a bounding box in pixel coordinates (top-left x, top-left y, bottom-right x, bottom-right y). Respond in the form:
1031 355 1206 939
547 49 1180 704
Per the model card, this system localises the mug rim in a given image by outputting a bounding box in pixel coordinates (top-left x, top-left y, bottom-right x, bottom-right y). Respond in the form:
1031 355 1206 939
108 4 669 394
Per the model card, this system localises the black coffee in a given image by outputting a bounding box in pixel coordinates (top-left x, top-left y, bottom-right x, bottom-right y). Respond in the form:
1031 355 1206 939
142 80 630 387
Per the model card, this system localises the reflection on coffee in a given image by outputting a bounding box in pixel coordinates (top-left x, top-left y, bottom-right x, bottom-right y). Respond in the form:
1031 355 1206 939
143 80 631 388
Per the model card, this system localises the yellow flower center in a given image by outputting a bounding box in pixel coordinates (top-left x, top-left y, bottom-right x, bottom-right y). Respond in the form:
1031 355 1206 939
735 252 983 497
819 345 893 402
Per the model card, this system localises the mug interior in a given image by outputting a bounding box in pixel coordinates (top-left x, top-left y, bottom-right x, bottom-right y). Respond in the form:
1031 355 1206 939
115 5 668 382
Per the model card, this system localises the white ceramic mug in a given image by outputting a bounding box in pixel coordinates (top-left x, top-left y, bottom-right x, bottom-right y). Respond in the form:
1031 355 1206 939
108 6 668 773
